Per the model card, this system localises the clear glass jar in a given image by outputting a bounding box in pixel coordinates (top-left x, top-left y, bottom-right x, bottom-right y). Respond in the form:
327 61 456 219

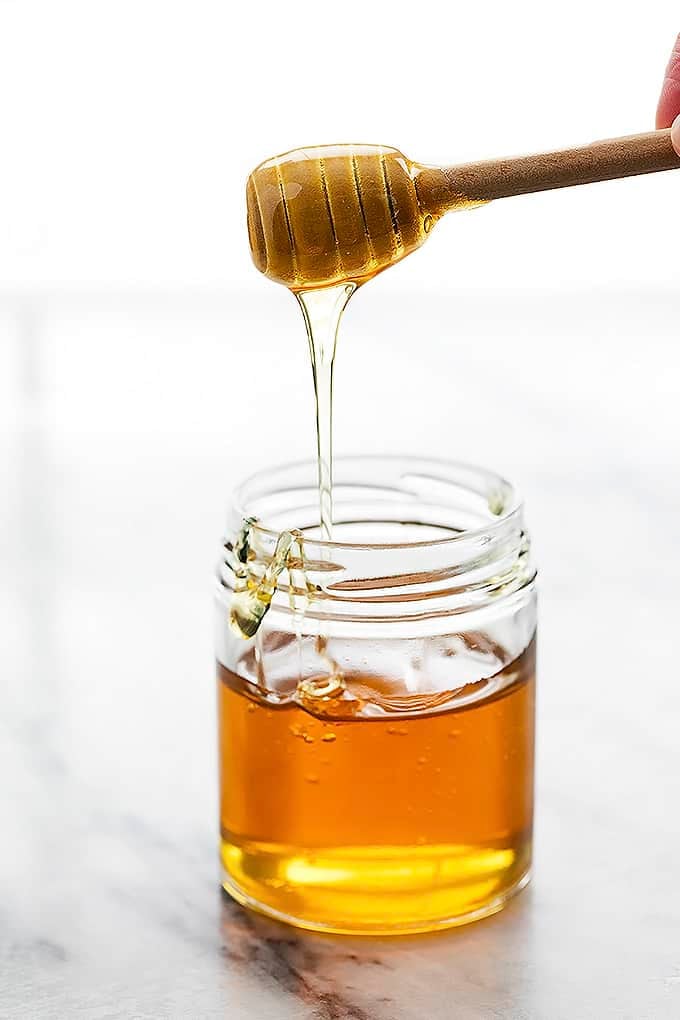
216 456 537 935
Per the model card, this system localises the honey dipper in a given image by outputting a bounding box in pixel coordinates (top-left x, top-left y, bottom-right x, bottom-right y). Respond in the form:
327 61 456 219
246 132 680 290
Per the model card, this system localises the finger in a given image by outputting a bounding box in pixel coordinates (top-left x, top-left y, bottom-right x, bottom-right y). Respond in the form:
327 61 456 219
672 116 680 155
656 33 680 128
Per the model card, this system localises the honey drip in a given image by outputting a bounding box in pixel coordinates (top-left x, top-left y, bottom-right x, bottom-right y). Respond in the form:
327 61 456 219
226 282 355 654
229 527 296 639
296 283 356 543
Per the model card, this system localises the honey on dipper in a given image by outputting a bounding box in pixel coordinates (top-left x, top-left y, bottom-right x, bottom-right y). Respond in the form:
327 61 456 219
246 143 483 291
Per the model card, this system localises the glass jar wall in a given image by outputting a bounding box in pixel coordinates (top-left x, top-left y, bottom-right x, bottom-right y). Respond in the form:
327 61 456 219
216 457 537 935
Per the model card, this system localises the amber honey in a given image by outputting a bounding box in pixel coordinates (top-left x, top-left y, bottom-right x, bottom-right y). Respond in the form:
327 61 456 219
218 636 535 934
246 144 485 290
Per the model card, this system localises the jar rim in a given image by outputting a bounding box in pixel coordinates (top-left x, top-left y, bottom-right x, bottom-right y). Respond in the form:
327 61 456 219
230 454 523 552
220 455 534 629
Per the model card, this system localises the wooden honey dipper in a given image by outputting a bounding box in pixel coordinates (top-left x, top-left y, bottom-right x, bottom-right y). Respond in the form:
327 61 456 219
246 132 680 291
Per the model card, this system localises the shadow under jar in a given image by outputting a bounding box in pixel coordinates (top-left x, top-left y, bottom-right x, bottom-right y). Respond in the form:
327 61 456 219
216 456 537 935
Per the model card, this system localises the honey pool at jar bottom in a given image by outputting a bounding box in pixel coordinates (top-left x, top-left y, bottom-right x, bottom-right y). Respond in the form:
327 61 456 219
218 638 535 935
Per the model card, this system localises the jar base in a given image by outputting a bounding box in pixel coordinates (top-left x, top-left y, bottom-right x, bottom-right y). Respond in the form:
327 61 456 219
220 838 532 936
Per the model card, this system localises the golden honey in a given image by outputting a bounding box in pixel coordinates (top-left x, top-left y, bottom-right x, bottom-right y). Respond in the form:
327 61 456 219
218 638 535 934
246 144 484 290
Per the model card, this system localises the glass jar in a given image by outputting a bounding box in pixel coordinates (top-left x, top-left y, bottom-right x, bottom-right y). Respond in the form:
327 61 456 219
216 456 537 935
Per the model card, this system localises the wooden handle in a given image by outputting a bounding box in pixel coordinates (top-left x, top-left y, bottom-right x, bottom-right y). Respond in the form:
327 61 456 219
416 130 680 216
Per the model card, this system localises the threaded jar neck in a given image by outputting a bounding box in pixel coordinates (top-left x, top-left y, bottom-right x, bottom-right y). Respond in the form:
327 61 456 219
217 457 535 631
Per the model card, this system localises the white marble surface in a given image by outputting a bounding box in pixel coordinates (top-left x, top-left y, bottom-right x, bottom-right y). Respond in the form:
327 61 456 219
2 288 680 1018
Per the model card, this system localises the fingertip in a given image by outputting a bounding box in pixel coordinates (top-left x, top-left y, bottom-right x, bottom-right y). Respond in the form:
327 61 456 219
672 115 680 156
